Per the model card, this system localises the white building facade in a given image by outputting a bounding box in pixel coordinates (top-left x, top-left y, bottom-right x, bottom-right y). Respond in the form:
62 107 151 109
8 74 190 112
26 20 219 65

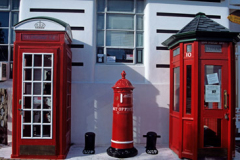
1 0 240 146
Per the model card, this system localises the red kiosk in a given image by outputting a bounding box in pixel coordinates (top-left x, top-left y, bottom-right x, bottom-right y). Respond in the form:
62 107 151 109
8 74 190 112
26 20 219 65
11 17 72 159
162 13 239 160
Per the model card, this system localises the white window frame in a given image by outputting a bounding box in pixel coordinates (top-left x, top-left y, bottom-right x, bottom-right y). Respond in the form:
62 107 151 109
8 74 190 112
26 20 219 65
96 0 144 64
21 53 54 139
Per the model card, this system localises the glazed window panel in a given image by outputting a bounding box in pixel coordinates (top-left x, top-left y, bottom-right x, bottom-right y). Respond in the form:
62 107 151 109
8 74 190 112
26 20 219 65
173 67 180 112
0 0 9 9
21 53 53 139
97 0 144 64
107 0 134 12
204 65 222 109
107 14 134 30
186 65 192 114
0 0 20 79
173 47 180 56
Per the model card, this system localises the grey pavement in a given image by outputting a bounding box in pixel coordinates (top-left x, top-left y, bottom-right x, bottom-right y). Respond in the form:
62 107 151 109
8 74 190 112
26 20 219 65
1 143 240 160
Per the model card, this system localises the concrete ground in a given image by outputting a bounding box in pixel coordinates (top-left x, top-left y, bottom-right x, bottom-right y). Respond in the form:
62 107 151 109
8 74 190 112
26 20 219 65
1 143 240 160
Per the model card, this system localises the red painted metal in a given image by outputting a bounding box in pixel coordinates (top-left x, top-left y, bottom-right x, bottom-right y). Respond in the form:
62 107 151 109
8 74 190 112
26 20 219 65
12 30 72 159
169 41 235 160
111 71 134 149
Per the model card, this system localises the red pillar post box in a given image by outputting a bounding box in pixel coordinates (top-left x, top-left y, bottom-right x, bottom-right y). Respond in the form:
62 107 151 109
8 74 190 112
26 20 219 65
107 71 138 158
11 17 72 159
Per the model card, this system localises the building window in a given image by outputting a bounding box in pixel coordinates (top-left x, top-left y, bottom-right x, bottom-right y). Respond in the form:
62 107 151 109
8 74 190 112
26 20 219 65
97 0 144 64
0 0 20 79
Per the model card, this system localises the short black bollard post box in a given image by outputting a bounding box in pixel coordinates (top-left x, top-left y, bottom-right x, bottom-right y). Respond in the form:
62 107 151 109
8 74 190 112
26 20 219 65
143 132 161 155
83 132 95 154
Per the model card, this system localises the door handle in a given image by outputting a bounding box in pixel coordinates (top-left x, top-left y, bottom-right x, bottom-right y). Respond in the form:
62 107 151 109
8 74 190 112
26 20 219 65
18 108 23 116
224 90 227 109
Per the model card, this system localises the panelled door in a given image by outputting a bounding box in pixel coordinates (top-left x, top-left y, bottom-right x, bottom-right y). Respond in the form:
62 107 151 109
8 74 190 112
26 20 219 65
199 60 229 158
17 51 57 154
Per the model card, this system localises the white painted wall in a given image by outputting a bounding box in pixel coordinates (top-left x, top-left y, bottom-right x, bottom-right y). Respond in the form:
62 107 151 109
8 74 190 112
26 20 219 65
16 0 231 146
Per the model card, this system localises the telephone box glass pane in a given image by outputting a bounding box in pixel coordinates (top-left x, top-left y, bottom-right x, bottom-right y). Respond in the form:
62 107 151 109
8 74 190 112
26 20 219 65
33 83 41 95
34 69 41 81
43 83 51 95
24 69 32 80
43 97 51 109
173 67 180 112
34 55 42 67
24 55 32 66
43 125 50 137
204 118 221 147
44 55 52 67
23 83 31 94
23 111 31 123
33 111 41 123
33 125 41 137
43 69 51 81
204 65 221 109
23 97 31 109
33 96 41 109
23 125 31 137
186 65 192 114
187 45 192 52
173 47 180 56
43 111 51 123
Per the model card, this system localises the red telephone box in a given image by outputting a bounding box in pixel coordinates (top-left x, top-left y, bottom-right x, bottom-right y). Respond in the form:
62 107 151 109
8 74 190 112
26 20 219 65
11 17 72 159
162 13 239 160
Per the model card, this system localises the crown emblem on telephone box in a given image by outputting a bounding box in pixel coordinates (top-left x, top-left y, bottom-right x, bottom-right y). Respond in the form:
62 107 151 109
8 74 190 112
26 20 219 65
34 21 46 29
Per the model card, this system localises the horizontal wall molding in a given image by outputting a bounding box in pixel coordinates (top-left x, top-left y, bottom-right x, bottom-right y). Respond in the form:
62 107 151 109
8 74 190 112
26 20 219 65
72 62 84 66
30 8 85 13
156 64 170 68
157 29 179 33
71 44 84 48
71 27 84 31
156 46 169 50
157 12 221 19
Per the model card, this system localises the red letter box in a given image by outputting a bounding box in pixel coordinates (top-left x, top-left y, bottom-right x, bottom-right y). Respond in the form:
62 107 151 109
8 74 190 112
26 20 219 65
107 71 138 158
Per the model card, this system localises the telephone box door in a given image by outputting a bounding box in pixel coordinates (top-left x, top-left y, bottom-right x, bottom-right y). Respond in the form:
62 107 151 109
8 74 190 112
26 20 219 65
199 60 229 157
16 49 57 154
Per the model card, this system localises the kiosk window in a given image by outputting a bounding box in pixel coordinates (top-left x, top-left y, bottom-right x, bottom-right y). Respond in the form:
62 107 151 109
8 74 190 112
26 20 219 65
204 65 221 109
173 67 180 112
173 47 180 56
186 65 192 114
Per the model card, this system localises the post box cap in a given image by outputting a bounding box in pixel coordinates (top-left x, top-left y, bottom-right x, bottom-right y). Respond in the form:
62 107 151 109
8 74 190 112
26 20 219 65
112 71 134 89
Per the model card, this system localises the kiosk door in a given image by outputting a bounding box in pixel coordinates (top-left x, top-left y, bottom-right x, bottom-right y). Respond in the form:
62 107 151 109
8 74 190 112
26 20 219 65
17 52 56 155
200 60 229 157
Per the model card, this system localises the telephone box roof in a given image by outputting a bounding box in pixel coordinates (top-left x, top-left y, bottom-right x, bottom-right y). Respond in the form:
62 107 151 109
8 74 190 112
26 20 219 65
14 16 72 39
162 12 240 49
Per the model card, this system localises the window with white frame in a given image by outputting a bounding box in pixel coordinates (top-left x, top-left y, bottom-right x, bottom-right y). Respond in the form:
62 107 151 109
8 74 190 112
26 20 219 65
97 0 144 64
0 0 19 79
